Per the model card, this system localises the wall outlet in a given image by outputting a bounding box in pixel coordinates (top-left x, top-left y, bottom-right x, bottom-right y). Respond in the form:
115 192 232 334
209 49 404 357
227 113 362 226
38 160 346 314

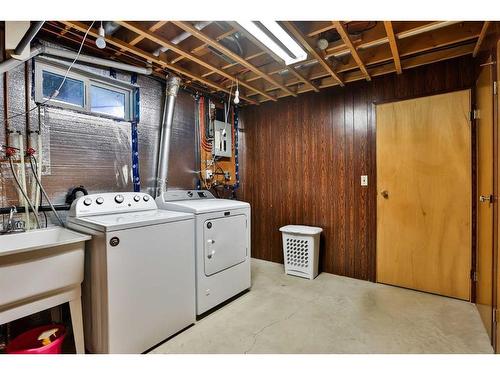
205 169 213 179
361 175 368 186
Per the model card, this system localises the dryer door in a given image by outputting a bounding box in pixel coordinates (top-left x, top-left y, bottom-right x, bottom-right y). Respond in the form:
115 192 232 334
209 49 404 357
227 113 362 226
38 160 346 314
204 214 247 276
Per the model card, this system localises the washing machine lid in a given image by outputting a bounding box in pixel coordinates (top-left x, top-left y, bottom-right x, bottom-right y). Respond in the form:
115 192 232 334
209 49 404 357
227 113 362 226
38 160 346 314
69 209 193 232
157 198 249 214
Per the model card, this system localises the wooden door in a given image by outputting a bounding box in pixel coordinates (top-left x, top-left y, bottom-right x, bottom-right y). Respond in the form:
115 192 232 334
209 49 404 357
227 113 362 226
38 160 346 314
376 90 472 300
476 62 495 342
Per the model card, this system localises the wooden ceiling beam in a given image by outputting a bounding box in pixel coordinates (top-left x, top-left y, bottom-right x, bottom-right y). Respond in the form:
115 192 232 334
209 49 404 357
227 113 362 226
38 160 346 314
332 21 371 81
282 21 344 87
171 21 297 97
259 42 476 103
242 21 480 90
305 21 337 37
115 21 168 57
115 21 275 101
384 21 402 74
472 21 491 57
59 21 258 105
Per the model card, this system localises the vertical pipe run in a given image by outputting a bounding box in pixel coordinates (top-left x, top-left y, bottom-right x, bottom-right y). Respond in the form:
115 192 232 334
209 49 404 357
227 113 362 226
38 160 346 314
155 75 181 197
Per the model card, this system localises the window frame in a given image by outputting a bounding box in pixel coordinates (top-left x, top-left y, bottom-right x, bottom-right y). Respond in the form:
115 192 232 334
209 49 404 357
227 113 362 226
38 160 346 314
34 58 136 122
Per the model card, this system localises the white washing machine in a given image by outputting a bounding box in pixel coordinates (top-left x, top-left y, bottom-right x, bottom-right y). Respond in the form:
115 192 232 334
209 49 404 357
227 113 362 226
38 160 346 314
156 190 251 315
66 192 195 353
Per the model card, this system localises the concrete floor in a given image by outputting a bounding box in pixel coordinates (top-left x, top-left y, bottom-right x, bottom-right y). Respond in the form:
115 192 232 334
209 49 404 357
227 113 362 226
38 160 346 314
152 258 493 354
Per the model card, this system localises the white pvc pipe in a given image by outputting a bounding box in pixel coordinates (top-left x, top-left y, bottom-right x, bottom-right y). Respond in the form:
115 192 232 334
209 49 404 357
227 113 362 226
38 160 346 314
0 45 152 76
42 46 152 75
0 45 44 74
36 133 43 213
16 134 31 229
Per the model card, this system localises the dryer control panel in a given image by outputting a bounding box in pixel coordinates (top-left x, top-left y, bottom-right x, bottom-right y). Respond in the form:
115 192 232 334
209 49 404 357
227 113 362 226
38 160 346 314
162 190 215 202
69 192 158 217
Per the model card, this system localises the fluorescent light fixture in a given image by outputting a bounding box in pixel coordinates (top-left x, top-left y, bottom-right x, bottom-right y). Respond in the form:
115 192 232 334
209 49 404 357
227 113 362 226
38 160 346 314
238 21 307 65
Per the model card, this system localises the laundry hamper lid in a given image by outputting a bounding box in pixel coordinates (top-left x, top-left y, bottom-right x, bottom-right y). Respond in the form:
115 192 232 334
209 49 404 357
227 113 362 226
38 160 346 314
279 225 323 235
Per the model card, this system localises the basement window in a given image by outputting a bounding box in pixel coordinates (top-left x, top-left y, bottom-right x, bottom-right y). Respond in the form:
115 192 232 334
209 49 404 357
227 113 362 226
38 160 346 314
34 59 135 121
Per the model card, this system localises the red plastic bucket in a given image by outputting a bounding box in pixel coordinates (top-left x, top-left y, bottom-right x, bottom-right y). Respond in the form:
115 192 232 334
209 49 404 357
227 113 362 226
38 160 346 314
6 324 66 354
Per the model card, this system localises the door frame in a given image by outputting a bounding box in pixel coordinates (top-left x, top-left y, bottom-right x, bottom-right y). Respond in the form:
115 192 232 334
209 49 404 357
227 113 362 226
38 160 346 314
372 88 476 300
494 41 500 354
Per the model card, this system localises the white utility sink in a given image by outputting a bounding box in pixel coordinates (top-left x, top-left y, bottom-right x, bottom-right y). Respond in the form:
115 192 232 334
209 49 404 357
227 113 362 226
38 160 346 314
0 227 90 353
0 227 91 354
0 227 90 321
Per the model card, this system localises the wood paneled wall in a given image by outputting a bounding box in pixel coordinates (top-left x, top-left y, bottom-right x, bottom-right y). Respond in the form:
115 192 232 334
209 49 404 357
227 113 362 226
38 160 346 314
238 56 475 281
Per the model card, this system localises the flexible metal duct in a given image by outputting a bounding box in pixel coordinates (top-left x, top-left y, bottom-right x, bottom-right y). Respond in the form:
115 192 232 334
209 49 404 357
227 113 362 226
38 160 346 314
155 75 181 197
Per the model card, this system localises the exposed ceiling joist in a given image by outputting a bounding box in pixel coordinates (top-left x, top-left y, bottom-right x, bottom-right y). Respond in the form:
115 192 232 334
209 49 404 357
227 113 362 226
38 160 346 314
116 21 275 101
60 21 258 105
282 21 344 87
171 27 238 64
115 21 168 57
332 21 371 81
48 20 484 105
171 21 296 98
384 21 402 74
231 22 319 93
244 21 482 92
259 42 476 103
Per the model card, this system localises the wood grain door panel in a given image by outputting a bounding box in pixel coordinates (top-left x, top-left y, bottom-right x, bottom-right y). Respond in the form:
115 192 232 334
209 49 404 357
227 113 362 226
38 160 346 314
376 90 472 300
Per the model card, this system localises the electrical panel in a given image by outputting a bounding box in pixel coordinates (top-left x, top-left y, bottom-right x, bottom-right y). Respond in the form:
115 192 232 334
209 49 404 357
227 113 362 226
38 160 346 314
213 120 232 158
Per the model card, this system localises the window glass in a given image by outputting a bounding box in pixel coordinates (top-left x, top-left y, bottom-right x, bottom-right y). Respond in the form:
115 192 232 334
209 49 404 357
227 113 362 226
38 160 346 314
90 85 126 119
42 70 84 107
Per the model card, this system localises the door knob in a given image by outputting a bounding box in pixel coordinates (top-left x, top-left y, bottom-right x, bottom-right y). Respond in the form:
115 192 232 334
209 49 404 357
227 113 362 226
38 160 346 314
381 190 389 199
207 250 215 259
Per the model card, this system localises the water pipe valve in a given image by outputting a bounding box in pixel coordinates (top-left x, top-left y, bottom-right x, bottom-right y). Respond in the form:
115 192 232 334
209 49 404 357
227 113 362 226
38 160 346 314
26 147 36 156
5 147 16 158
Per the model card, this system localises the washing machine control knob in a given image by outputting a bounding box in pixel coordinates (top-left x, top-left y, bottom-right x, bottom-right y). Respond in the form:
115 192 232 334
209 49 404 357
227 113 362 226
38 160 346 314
133 195 141 202
96 197 104 205
114 194 124 204
143 195 150 202
83 198 92 206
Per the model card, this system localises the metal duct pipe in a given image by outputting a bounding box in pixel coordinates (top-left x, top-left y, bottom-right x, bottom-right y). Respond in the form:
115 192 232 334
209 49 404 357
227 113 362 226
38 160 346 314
14 21 44 56
155 75 181 197
103 21 121 36
42 46 153 75
153 21 211 56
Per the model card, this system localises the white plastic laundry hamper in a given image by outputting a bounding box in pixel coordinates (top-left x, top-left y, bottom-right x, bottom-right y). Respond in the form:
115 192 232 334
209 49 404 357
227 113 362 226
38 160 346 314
279 225 323 280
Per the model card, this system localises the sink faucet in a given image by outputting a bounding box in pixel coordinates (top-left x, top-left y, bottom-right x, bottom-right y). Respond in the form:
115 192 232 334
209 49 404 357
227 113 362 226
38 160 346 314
1 206 26 235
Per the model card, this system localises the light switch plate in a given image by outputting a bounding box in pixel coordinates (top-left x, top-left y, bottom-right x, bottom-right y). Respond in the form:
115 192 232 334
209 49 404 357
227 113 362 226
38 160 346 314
361 175 368 186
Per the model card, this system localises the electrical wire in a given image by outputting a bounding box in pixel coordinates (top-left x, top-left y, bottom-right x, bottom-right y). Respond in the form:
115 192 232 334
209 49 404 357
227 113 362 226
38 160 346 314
28 155 65 227
8 158 41 229
0 21 95 126
224 81 234 124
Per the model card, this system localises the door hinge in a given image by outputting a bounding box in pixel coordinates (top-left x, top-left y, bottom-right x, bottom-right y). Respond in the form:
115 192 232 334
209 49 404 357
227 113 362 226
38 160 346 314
471 270 478 282
494 308 498 323
494 81 498 96
470 109 479 121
